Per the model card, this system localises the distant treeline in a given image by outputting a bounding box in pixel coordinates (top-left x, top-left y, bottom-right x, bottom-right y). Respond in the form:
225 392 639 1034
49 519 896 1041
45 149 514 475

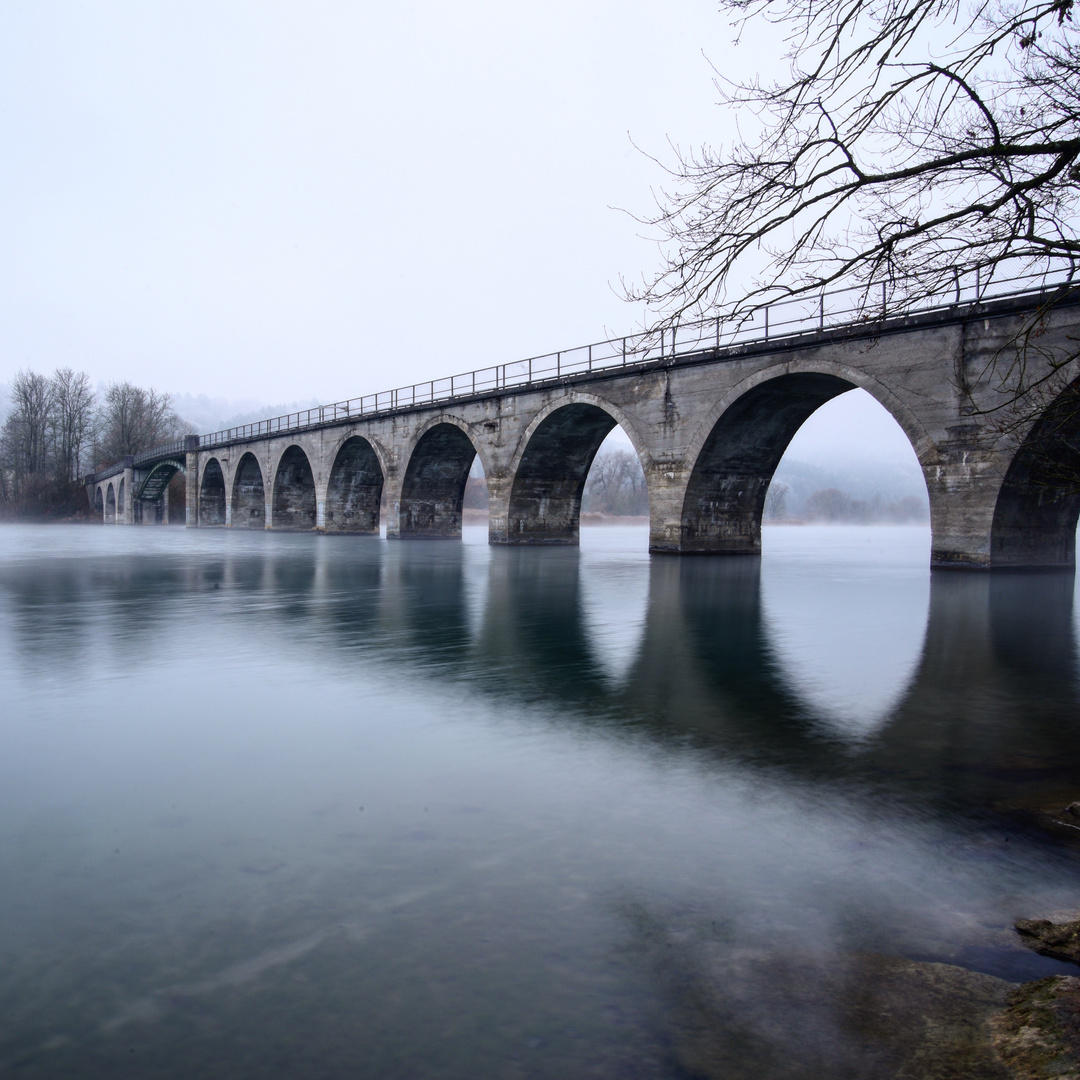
582 449 649 516
0 369 189 520
765 483 928 523
463 448 649 517
466 450 927 522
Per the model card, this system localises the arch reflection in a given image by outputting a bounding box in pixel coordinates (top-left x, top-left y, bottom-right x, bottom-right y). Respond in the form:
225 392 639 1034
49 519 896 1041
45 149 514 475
761 543 931 741
3 533 1077 822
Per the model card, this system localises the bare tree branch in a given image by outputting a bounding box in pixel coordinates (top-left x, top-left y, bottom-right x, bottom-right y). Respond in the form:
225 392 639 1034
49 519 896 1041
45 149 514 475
626 0 1080 323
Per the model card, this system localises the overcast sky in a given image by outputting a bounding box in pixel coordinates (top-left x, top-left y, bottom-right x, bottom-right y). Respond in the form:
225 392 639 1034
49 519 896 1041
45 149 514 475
0 0 918 467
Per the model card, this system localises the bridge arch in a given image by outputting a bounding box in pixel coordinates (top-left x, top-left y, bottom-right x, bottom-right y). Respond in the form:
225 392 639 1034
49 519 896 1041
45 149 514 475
991 374 1080 568
231 452 266 529
199 458 226 526
105 483 116 523
136 460 185 523
272 444 317 530
324 435 384 534
138 460 184 500
397 417 481 538
504 396 645 545
93 485 104 520
679 366 935 554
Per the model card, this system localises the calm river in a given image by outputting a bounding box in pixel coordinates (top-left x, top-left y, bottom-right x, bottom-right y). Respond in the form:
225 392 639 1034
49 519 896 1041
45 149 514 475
1 523 1079 1078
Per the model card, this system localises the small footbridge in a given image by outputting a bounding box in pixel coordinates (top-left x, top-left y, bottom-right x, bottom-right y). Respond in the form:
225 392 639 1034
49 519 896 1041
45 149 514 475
88 272 1080 569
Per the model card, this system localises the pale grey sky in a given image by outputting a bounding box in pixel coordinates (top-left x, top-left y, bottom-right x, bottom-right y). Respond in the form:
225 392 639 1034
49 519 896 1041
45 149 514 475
0 1 728 398
0 1 919 468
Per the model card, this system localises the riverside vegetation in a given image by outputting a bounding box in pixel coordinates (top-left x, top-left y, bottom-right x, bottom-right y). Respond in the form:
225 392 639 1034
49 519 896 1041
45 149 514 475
0 369 188 520
655 898 1080 1079
463 447 930 523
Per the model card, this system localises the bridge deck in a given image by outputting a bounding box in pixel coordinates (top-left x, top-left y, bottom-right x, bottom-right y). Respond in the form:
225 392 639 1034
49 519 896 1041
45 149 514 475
89 269 1075 483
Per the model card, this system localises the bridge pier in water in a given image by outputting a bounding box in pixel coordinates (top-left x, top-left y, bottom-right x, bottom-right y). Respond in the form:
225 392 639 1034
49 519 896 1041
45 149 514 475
90 292 1080 569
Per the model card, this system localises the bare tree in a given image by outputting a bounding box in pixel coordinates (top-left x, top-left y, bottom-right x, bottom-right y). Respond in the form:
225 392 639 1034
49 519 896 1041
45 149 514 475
628 0 1079 322
1 370 55 483
764 480 790 520
50 368 96 483
95 382 188 465
583 449 649 515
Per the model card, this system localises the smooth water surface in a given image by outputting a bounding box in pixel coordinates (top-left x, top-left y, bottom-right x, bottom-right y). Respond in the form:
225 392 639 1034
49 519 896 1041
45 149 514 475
2 523 1080 1078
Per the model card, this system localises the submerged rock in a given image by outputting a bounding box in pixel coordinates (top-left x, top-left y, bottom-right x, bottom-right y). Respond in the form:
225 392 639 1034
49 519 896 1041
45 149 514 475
1015 919 1080 966
658 949 1013 1080
991 976 1080 1080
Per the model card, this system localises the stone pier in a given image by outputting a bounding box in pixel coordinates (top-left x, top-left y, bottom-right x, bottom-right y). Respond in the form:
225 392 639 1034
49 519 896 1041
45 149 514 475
88 291 1080 569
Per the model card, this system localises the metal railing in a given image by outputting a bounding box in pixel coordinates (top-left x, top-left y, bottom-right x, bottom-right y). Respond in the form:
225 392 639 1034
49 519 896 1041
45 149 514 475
91 461 124 482
134 440 187 467
95 264 1076 480
90 440 189 483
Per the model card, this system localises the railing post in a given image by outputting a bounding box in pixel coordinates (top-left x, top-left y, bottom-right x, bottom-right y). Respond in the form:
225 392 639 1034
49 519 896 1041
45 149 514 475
716 316 720 349
764 306 769 342
556 352 561 378
528 357 532 382
588 344 592 371
622 338 627 365
819 294 824 330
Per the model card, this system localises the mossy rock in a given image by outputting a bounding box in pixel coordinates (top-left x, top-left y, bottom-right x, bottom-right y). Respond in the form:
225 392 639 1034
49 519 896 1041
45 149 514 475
664 951 1013 1080
1016 920 1080 967
991 976 1080 1080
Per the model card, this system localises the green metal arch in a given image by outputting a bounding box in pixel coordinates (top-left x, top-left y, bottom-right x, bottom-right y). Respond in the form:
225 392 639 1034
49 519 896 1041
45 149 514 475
137 459 186 501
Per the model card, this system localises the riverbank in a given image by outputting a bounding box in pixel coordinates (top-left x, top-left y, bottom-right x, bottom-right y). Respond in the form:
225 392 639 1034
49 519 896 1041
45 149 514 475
653 909 1080 1079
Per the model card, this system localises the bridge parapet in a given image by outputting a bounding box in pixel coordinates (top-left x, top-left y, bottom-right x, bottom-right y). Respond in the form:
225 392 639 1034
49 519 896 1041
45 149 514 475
84 271 1080 568
88 270 1070 488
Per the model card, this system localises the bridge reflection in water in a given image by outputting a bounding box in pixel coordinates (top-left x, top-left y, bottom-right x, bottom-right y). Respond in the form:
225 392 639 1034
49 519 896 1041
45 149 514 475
6 528 1077 818
86 284 1080 570
3 526 1080 1078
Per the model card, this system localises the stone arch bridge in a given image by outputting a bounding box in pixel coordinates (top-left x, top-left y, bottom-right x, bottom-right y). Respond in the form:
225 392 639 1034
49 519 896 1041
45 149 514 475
87 283 1080 569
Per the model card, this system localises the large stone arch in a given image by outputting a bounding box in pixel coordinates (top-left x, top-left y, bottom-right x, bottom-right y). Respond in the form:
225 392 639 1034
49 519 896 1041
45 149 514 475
991 374 1080 568
678 365 934 554
231 452 266 529
199 457 227 526
397 420 479 538
681 361 938 481
272 444 317 530
505 392 654 477
105 483 116 524
325 435 384 534
404 414 496 477
503 399 635 545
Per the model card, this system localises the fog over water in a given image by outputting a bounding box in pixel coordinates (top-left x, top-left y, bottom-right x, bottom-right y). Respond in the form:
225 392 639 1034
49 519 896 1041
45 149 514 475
2 523 1079 1077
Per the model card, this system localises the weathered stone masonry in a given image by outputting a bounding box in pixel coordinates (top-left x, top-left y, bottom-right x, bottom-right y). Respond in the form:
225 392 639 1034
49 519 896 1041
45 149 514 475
88 294 1080 569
